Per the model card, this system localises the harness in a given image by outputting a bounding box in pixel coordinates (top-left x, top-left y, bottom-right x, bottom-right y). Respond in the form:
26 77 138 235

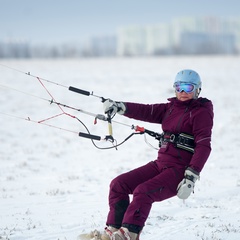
159 132 195 153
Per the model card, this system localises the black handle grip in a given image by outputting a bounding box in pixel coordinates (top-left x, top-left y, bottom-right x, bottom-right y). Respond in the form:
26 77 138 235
79 132 101 141
69 86 90 96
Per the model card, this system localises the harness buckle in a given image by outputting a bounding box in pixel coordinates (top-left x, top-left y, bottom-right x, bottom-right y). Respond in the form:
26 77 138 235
169 134 176 142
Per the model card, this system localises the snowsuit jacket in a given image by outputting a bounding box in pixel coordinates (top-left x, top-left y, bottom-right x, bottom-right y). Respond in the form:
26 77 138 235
124 97 214 173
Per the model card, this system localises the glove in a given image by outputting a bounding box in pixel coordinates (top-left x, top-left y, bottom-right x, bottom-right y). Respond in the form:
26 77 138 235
103 99 126 117
177 167 200 200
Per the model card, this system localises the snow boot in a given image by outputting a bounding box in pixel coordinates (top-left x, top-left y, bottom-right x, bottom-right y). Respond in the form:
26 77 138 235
101 226 119 240
112 227 138 240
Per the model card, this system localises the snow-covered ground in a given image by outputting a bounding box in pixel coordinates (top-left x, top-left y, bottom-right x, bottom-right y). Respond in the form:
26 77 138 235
0 56 239 240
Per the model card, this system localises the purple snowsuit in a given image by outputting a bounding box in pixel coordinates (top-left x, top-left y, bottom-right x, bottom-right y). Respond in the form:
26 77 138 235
106 97 214 233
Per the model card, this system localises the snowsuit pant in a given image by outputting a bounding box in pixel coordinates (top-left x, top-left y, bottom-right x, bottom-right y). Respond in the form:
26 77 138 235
106 161 185 232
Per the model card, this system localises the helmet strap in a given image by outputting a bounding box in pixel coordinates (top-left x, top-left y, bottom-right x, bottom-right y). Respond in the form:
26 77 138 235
194 88 201 99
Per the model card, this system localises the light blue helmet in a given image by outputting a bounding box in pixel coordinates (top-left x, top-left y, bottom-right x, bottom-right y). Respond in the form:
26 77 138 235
174 69 202 98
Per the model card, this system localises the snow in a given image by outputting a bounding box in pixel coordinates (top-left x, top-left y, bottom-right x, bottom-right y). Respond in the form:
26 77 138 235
0 56 240 240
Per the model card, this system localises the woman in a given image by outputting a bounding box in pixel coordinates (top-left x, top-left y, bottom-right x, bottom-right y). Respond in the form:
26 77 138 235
90 69 213 240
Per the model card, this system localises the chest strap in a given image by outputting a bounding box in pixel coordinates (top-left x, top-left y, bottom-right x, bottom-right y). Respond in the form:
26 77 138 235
160 132 195 153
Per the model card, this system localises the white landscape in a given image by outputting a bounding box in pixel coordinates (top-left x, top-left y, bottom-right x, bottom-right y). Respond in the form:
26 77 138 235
0 56 239 240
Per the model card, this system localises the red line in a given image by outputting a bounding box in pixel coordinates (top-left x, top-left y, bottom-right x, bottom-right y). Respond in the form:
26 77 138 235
36 77 76 121
37 77 65 114
38 113 65 123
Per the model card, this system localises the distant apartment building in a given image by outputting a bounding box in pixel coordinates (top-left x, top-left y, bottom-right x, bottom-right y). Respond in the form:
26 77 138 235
117 24 170 56
117 17 240 56
172 16 238 54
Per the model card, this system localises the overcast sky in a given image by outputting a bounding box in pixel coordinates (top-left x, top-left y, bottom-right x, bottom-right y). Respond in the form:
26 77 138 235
1 0 239 45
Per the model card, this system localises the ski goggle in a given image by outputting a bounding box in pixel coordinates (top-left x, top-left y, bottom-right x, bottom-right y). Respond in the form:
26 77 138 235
174 83 196 93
